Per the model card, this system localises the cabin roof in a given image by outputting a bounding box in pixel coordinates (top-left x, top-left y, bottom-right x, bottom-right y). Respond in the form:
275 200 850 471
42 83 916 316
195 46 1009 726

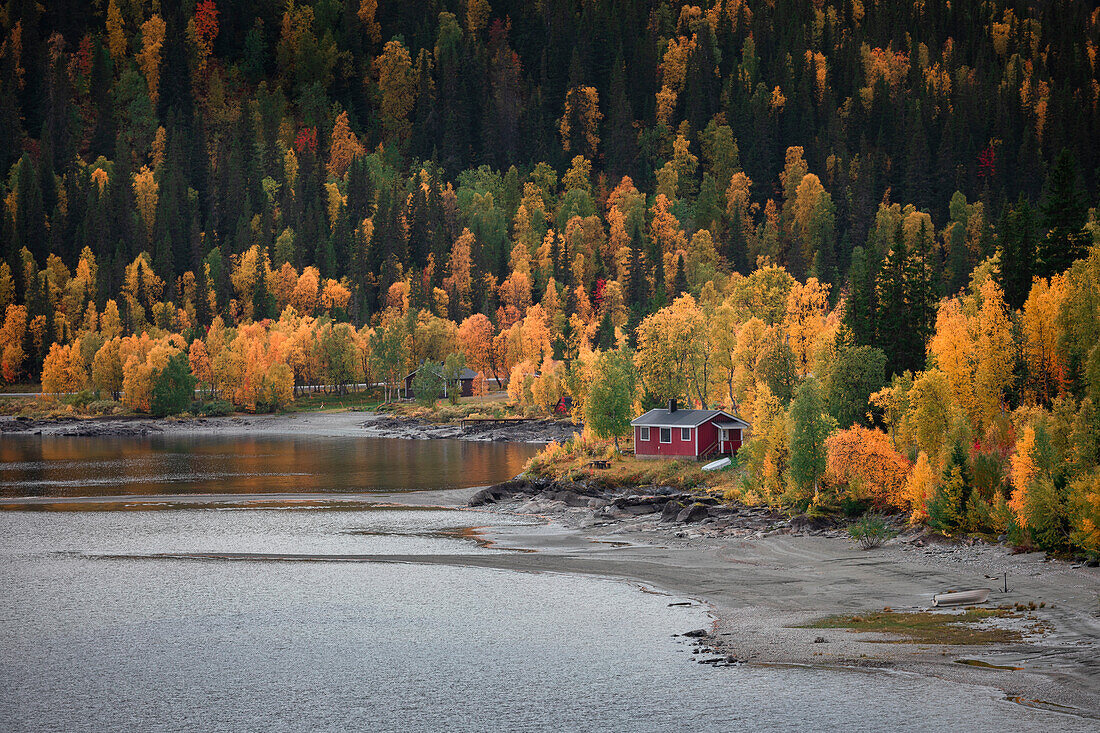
405 366 479 380
630 408 742 428
713 418 751 429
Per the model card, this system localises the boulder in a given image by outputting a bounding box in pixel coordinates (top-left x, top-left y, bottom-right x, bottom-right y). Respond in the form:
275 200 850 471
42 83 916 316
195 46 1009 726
790 514 834 533
661 500 685 522
545 490 592 507
676 503 710 523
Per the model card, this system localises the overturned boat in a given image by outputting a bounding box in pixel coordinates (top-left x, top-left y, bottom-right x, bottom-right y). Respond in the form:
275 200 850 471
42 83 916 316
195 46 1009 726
702 457 732 471
932 588 992 607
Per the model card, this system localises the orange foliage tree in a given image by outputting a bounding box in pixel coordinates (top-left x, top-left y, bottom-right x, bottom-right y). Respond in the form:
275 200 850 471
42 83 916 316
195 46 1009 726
825 427 912 509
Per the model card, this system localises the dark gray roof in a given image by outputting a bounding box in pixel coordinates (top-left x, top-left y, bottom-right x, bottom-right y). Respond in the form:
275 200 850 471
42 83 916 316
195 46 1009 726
630 408 741 428
405 366 480 380
714 418 751 429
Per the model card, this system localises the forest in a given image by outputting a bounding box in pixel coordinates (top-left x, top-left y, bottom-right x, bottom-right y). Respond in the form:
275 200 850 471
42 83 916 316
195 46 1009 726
1 1 1099 554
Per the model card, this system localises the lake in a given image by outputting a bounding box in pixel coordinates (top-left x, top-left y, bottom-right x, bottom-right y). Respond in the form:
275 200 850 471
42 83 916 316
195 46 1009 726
0 433 1092 731
0 433 537 503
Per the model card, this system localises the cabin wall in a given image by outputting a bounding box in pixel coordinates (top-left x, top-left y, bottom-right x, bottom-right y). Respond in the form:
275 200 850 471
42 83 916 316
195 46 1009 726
696 421 720 456
634 425 697 458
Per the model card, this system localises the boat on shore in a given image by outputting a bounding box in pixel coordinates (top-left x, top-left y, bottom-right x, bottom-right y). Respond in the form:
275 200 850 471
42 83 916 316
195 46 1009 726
702 457 732 471
932 588 992 606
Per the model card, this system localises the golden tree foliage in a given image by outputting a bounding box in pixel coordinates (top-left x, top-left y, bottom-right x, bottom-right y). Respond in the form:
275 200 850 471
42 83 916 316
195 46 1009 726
443 229 474 317
784 277 829 375
928 298 975 418
825 426 912 509
905 451 937 522
374 40 416 137
1021 275 1067 404
106 0 126 61
928 277 1016 430
0 304 27 382
1009 426 1038 524
649 194 687 255
292 266 321 314
137 15 166 104
189 338 213 395
92 337 123 398
1068 470 1100 554
466 0 491 34
458 313 497 381
635 295 704 403
133 166 158 240
357 0 382 44
559 86 602 157
973 277 1015 426
327 111 364 178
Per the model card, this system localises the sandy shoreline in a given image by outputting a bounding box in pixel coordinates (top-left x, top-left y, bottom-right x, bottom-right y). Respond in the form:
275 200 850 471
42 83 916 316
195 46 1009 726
414 482 1100 719
0 411 577 443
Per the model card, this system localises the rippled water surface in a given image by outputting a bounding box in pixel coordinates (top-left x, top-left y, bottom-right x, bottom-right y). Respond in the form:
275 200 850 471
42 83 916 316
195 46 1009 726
0 436 1093 732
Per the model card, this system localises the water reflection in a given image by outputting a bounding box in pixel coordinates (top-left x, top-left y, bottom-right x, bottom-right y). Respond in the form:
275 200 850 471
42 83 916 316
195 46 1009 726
0 434 537 499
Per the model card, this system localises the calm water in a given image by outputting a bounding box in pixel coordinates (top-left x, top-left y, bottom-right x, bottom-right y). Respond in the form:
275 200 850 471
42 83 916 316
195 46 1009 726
0 434 536 499
0 436 1093 731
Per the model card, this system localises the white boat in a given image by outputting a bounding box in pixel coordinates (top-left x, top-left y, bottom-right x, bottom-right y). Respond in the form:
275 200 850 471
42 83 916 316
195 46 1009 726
932 588 992 607
702 457 732 472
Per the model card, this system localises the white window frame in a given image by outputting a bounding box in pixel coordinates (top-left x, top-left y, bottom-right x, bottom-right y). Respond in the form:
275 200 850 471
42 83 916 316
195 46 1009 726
660 428 672 443
639 427 650 441
681 427 691 441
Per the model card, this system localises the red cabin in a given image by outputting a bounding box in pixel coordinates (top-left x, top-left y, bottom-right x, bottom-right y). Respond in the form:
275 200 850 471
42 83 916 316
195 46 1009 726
630 400 750 460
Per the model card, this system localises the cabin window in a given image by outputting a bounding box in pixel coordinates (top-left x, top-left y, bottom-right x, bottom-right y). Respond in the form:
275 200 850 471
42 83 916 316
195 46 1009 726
639 427 650 441
681 427 691 441
660 428 672 443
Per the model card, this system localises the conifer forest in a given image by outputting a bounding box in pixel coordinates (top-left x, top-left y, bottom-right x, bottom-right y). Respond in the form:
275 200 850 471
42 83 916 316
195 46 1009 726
2 0 1100 553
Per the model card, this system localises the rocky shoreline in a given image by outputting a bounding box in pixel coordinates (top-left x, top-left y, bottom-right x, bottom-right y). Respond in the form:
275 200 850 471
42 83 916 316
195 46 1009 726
356 414 578 444
465 475 1100 718
471 475 850 538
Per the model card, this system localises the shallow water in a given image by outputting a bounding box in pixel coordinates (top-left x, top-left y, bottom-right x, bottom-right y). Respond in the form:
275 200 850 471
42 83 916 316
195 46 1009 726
0 434 537 499
0 436 1094 731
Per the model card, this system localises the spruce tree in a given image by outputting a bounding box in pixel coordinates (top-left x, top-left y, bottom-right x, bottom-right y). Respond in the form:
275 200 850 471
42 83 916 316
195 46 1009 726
672 253 689 297
998 198 1037 310
844 246 878 348
875 226 914 376
1037 149 1088 278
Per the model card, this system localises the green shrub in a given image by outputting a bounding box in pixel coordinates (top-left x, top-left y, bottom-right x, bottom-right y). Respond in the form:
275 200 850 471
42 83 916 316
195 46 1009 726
193 399 233 417
86 399 122 415
848 514 898 549
63 390 97 408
